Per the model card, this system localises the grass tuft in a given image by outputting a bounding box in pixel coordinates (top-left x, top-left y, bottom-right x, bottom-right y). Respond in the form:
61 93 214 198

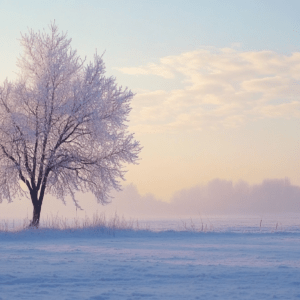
0 212 148 233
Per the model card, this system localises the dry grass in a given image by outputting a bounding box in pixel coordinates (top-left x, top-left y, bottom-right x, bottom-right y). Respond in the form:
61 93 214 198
0 212 148 233
179 217 214 232
0 214 288 234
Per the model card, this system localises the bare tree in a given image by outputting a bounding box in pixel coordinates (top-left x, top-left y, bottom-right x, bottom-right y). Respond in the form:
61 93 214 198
0 23 141 227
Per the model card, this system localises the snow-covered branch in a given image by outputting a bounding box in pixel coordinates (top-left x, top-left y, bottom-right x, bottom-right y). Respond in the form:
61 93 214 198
0 22 141 226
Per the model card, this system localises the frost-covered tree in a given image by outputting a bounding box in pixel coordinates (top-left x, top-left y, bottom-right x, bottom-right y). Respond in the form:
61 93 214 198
0 23 141 227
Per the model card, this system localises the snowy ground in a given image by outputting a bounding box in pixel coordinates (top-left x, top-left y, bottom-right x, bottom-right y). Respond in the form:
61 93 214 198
1 219 300 299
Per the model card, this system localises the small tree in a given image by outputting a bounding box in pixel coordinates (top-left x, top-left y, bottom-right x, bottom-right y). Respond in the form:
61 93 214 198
0 23 141 227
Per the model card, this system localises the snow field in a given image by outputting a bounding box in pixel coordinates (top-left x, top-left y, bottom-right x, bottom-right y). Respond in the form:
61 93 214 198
0 228 300 300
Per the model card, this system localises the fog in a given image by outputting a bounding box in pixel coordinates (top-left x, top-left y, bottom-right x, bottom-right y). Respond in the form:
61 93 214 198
103 178 300 218
1 178 300 221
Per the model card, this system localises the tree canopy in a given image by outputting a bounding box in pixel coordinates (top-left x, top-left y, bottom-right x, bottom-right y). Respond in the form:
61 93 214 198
0 23 141 226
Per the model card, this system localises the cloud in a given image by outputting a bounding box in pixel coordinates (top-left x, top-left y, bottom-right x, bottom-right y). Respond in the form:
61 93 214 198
103 178 300 217
119 48 300 133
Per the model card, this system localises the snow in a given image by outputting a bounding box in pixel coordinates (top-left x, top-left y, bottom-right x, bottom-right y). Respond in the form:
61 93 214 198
1 219 300 299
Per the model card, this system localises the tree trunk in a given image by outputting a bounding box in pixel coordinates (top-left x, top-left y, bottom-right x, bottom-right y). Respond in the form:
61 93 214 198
29 202 42 228
28 174 48 228
29 190 43 228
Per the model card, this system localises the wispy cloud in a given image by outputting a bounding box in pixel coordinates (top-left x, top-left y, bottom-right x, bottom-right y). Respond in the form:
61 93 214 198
118 48 300 133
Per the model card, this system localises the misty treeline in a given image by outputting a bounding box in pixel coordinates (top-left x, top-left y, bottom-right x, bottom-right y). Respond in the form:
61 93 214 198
106 178 300 217
0 23 141 227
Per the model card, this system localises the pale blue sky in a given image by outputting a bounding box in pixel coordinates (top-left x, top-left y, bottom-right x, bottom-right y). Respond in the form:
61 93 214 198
1 1 300 202
1 1 300 88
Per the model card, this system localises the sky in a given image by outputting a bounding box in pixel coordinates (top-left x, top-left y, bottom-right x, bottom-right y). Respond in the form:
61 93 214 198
1 0 300 219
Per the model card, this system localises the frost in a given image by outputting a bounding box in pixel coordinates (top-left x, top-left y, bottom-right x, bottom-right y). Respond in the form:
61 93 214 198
0 22 141 226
